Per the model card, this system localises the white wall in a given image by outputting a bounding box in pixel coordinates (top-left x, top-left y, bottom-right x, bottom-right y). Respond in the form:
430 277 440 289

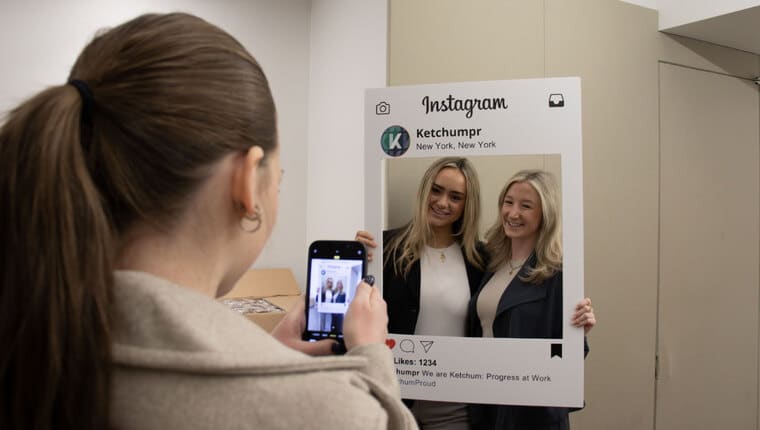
0 0 313 285
305 0 388 268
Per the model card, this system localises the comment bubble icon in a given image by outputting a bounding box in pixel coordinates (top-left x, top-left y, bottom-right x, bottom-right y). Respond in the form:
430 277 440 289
399 339 415 353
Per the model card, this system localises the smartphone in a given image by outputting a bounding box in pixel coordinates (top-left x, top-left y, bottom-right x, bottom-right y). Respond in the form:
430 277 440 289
303 240 366 343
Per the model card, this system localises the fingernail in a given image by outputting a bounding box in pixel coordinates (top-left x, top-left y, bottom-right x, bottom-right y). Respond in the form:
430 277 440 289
331 342 347 355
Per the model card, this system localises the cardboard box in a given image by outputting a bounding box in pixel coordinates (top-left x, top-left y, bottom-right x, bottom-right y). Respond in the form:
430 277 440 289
220 268 302 332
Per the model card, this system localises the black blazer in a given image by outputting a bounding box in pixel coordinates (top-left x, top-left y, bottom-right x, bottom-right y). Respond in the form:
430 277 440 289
467 253 563 340
382 228 486 335
333 292 346 303
467 253 587 430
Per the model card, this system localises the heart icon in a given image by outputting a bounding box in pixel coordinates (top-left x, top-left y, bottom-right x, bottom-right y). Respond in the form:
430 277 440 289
385 338 396 349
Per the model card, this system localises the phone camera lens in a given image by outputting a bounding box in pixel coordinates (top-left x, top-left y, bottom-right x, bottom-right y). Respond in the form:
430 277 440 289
357 250 363 255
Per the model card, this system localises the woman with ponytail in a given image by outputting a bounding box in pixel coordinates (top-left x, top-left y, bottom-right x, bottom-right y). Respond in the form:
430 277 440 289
0 13 415 430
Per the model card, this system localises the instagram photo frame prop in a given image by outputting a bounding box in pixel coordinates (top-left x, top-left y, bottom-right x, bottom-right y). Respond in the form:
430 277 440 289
364 78 584 407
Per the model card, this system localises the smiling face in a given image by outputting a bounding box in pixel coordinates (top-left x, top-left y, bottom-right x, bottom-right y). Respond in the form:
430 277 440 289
501 181 543 245
427 167 467 231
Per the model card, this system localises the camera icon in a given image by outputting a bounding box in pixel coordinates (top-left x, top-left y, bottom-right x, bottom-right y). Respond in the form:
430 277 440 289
375 101 391 115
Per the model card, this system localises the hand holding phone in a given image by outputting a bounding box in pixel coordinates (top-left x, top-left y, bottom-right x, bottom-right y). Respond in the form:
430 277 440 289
343 281 387 351
303 241 367 343
270 295 336 356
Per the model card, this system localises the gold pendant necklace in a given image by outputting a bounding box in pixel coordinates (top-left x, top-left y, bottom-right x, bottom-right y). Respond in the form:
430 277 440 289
508 259 524 275
440 251 446 263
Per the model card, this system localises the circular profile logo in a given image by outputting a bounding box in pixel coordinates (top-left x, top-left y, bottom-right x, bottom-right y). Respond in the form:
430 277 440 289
380 125 410 157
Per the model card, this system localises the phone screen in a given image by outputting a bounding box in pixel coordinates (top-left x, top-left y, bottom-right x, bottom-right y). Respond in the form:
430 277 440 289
303 241 366 342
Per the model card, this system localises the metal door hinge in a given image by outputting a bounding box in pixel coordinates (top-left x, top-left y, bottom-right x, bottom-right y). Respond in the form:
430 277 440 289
655 354 659 380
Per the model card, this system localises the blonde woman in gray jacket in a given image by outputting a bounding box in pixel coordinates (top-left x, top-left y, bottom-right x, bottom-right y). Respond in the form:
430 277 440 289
0 13 416 430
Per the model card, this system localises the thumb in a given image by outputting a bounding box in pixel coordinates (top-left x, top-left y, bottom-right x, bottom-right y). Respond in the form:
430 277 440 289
295 339 337 356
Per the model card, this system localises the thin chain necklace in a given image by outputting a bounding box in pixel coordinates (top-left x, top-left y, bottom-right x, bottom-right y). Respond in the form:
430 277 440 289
507 259 525 275
432 238 452 263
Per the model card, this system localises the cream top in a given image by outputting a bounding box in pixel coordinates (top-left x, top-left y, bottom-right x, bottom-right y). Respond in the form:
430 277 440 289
414 243 470 337
476 262 522 338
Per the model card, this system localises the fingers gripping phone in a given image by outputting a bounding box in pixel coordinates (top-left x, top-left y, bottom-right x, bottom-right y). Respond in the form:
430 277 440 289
303 241 367 343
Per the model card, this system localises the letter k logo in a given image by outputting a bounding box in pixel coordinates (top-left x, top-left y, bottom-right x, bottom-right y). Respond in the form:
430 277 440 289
387 132 402 150
380 125 410 157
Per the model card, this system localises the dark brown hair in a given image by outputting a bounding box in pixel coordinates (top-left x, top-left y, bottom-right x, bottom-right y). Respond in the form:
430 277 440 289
0 13 277 429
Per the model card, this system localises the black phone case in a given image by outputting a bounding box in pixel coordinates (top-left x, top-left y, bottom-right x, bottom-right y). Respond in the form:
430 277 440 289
302 240 367 344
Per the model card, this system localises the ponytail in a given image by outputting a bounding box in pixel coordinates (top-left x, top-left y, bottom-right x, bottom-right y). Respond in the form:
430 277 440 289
1 12 280 429
0 84 113 429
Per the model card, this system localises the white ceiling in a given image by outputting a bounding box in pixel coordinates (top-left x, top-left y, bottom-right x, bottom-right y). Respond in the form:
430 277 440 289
620 0 658 9
660 5 760 56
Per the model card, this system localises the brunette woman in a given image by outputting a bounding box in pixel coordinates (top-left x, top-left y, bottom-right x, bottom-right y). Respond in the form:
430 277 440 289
0 13 415 430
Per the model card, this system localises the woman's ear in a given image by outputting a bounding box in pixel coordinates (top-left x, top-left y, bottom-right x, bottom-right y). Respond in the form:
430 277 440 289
231 146 265 214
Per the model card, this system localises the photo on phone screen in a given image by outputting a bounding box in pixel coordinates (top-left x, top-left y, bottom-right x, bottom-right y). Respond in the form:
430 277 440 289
303 241 366 342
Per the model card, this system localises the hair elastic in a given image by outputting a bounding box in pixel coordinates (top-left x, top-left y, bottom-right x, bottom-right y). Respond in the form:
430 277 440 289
68 79 94 151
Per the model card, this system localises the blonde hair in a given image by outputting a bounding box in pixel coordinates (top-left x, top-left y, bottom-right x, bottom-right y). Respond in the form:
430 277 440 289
385 157 484 276
484 169 562 282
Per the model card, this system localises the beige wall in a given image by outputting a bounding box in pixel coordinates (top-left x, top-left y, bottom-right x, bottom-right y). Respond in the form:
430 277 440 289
388 1 760 429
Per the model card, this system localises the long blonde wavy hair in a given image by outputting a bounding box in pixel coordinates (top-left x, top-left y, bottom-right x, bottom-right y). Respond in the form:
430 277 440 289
484 169 562 283
385 157 484 276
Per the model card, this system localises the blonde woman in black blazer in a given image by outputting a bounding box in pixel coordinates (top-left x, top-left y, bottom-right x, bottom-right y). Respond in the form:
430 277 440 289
468 170 595 430
357 157 486 429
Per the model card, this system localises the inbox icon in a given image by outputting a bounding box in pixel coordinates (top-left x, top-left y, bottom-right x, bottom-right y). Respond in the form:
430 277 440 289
548 94 564 108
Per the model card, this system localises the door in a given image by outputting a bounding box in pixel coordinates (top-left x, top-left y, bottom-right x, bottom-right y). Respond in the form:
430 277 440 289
657 62 759 429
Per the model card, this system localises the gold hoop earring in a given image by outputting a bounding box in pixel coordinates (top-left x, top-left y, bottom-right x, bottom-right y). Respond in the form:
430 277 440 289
240 204 262 233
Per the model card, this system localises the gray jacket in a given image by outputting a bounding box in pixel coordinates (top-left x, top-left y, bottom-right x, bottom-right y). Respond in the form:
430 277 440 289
110 271 417 429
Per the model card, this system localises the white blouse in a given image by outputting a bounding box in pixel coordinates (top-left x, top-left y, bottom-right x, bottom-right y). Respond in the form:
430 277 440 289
414 243 471 337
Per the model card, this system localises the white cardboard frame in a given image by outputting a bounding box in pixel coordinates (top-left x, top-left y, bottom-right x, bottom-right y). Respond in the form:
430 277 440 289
364 78 584 407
